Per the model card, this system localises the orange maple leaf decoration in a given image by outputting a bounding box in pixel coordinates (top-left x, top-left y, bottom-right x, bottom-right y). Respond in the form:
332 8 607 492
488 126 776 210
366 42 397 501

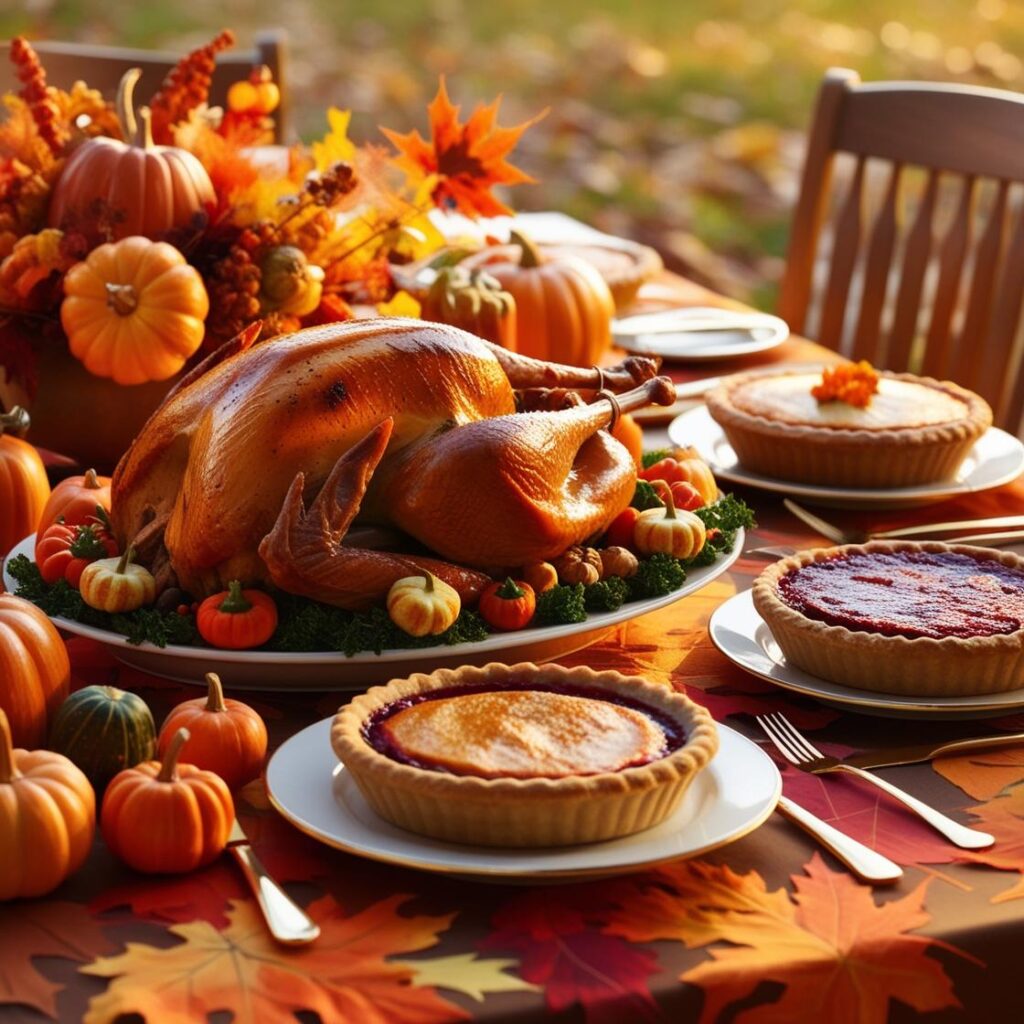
603 855 978 1023
381 77 544 218
80 895 468 1024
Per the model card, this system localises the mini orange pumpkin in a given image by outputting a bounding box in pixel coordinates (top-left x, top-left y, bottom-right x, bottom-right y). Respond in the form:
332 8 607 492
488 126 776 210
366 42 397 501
0 406 50 557
47 68 215 242
61 236 209 385
464 231 613 366
196 582 278 650
610 413 644 471
0 594 70 747
0 707 95 901
158 672 267 790
37 467 111 531
101 726 234 874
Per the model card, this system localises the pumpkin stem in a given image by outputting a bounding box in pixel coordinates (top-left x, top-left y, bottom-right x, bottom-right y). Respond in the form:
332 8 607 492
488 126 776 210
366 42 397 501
158 726 190 782
510 229 543 269
496 577 526 600
106 283 138 316
83 468 102 490
422 572 436 593
138 106 155 150
204 672 228 712
663 489 678 520
0 709 20 784
116 67 142 144
220 580 253 614
0 405 30 438
116 545 136 574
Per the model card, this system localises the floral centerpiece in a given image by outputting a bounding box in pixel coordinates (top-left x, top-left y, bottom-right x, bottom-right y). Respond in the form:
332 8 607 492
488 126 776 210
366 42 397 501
0 32 540 465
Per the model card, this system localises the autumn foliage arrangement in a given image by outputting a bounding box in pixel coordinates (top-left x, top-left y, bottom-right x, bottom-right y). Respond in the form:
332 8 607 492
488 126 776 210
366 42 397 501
0 33 542 397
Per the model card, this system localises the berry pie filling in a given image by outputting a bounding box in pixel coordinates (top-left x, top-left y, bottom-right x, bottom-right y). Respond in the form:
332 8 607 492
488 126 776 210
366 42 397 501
363 682 685 779
777 550 1024 641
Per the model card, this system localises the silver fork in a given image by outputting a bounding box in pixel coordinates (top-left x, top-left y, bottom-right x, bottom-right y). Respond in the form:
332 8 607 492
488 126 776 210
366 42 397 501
756 713 994 849
783 498 1024 545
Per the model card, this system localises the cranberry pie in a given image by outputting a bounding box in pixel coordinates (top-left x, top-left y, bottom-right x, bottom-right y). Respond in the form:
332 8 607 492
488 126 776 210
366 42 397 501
331 662 718 846
753 541 1024 696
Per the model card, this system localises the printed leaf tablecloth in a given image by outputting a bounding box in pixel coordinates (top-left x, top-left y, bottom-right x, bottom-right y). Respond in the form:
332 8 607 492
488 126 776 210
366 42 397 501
5 474 1024 1024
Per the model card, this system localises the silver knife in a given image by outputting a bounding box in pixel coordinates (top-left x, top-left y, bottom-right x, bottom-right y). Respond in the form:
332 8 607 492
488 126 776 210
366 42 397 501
227 819 321 945
832 732 1024 772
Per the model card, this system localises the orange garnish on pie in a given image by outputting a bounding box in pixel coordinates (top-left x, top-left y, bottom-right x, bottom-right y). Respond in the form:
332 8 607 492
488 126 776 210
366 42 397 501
811 361 879 408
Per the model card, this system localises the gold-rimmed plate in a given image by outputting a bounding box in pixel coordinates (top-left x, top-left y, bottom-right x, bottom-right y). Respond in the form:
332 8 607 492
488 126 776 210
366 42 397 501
265 718 780 882
710 589 1024 720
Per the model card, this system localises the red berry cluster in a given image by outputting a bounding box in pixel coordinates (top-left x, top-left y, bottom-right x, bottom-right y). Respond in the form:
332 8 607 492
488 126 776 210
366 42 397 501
149 29 236 145
9 37 65 156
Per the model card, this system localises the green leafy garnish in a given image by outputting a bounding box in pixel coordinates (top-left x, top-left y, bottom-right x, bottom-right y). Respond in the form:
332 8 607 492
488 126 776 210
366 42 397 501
627 553 687 600
641 448 672 469
533 583 587 625
630 479 665 511
694 494 756 552
583 575 629 613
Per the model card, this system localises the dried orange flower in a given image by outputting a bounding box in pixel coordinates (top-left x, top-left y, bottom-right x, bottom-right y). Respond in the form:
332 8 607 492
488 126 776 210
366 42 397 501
811 361 880 408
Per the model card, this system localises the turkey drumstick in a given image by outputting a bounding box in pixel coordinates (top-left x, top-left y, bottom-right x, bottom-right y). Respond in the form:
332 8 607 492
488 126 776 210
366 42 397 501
380 375 677 567
483 342 659 392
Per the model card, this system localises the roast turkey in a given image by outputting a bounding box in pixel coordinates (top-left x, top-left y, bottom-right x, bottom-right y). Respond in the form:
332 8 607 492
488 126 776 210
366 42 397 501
111 318 674 609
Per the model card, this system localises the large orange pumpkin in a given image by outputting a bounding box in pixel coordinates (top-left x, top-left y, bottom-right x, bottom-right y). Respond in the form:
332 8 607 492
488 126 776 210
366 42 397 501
0 407 50 557
0 708 96 901
0 594 70 747
463 231 614 366
47 68 214 242
61 236 209 385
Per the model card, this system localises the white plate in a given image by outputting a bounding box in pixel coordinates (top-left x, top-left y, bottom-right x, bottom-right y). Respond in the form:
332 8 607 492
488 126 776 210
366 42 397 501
265 717 780 881
709 589 1024 719
2 531 742 691
669 405 1024 509
613 306 789 362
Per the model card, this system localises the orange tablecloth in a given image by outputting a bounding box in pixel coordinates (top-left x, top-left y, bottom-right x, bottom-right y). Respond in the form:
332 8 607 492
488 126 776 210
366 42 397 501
4 279 1024 1023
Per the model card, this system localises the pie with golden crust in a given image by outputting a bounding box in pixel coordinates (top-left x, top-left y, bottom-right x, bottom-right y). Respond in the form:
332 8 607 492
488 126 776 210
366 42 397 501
330 662 718 847
705 368 991 488
753 541 1024 697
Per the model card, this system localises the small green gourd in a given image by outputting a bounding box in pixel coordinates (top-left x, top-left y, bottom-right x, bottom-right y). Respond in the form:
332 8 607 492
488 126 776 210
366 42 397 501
49 685 156 790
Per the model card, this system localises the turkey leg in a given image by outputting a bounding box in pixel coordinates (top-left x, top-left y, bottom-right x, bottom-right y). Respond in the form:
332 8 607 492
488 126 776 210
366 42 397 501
483 343 659 392
259 419 490 611
383 376 677 567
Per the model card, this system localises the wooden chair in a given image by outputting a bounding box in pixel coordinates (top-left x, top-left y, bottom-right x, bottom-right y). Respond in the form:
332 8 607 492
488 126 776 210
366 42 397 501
778 67 1024 433
0 31 290 142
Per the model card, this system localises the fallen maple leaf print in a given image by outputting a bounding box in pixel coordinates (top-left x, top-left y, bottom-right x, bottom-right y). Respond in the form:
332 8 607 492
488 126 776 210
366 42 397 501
0 901 114 1018
934 746 1024 801
604 855 976 1024
382 77 543 218
960 785 1024 902
480 887 660 1024
81 894 468 1024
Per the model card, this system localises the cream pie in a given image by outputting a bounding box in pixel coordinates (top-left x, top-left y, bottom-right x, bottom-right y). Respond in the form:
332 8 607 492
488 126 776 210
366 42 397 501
331 662 718 847
753 541 1024 696
706 366 991 488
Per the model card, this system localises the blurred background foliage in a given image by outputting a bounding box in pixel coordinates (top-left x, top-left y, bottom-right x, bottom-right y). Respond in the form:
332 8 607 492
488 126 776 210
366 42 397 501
4 0 1022 308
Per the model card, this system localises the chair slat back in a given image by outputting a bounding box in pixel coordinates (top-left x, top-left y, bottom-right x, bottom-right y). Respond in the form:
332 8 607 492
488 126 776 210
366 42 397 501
779 68 1024 432
0 33 289 141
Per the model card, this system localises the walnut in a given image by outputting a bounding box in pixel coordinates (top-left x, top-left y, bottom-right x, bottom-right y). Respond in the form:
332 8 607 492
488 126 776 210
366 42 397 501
600 546 639 579
553 546 602 586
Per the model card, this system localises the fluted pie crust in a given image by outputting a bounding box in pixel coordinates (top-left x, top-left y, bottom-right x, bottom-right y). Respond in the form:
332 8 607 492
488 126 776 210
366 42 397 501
753 542 1024 697
331 662 719 847
706 369 991 488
